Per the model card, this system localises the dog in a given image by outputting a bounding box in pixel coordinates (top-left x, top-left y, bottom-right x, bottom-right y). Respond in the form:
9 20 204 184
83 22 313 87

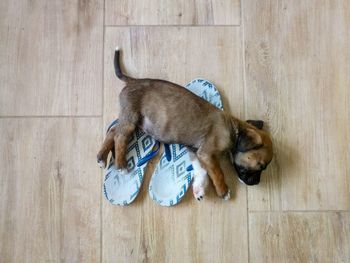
97 48 273 200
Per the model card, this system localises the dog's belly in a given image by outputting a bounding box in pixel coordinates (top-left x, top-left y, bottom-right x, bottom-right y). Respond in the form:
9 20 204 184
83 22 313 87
139 116 202 147
140 116 158 137
139 116 175 142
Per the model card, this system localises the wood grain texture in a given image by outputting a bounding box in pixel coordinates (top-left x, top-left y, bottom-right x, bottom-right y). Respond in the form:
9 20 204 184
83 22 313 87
104 26 244 122
0 0 103 116
1 0 350 262
0 118 101 262
243 0 350 210
249 212 350 263
103 27 247 263
105 0 240 25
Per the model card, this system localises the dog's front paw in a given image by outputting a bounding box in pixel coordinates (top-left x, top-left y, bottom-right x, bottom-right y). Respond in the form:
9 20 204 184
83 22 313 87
193 185 205 201
223 189 231 201
192 174 209 201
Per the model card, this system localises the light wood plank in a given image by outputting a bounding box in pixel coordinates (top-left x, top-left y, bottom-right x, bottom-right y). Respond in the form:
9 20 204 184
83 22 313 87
104 26 244 122
243 0 350 210
249 212 350 263
0 118 101 262
105 0 240 25
0 0 103 116
103 27 247 263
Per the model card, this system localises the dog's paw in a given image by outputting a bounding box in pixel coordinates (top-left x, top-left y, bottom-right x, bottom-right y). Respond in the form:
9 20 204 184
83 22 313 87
223 189 231 201
190 155 209 201
97 158 106 169
114 158 129 173
116 168 129 175
192 175 209 201
193 185 205 201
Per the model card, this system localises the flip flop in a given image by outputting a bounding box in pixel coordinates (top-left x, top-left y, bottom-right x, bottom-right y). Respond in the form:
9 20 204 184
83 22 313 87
148 78 224 206
103 120 160 206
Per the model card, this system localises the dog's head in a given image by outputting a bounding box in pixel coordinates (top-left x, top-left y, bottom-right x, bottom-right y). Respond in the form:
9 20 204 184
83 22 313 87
231 120 273 185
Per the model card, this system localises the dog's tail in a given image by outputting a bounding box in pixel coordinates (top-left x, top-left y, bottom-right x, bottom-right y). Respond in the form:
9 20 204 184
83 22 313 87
114 47 134 82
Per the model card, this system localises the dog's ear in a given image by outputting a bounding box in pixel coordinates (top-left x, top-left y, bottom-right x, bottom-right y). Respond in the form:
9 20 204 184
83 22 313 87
236 128 263 152
246 120 264 130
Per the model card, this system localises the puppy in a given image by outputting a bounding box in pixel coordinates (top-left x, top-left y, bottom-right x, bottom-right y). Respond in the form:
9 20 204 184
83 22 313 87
97 48 273 200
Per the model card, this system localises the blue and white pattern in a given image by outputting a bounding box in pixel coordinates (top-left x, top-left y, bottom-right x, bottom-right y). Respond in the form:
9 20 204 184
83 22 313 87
185 78 223 110
149 78 224 206
103 127 157 206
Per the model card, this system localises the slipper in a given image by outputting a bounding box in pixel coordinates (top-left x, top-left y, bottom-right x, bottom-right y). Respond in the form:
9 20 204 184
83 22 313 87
148 78 224 206
103 120 160 206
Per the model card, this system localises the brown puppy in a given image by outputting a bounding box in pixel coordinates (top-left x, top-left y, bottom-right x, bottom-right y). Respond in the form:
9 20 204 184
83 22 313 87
97 48 273 199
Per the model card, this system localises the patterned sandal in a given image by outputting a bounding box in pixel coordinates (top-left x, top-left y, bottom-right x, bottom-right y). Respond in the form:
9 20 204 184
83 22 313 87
103 120 160 206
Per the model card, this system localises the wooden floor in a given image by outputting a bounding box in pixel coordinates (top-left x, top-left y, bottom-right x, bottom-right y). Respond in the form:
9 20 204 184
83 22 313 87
1 0 350 262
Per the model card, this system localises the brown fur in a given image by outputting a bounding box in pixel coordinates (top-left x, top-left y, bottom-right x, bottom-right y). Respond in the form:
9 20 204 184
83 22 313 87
97 49 273 198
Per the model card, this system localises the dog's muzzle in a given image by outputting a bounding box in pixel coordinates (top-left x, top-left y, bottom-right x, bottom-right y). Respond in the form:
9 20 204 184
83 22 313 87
231 132 265 185
234 163 262 185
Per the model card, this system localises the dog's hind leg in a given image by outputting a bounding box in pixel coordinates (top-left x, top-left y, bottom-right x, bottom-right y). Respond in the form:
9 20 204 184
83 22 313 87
113 121 137 171
108 85 141 171
97 125 117 168
112 102 140 171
